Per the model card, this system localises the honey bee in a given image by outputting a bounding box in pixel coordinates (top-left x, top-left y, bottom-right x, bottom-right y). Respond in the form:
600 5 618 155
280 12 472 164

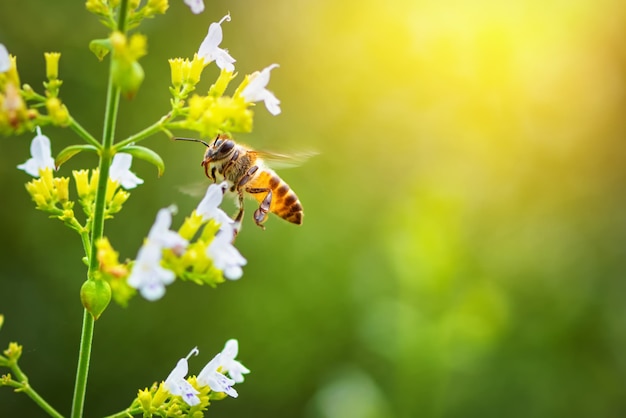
177 134 304 229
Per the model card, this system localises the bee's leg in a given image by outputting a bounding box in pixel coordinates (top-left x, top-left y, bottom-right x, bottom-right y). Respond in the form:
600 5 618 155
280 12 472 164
245 187 272 229
229 165 260 229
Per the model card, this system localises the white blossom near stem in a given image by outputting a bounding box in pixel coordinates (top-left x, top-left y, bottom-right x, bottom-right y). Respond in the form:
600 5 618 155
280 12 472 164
127 207 188 301
207 230 247 280
148 207 189 255
0 43 10 73
164 347 201 406
109 153 144 189
183 0 204 14
197 353 238 398
219 339 250 383
127 242 175 301
241 64 281 116
17 127 56 177
197 14 236 72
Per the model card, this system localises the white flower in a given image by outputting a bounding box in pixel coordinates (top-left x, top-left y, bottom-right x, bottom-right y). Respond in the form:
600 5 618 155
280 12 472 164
127 242 175 301
109 153 144 189
207 230 247 280
164 347 201 407
197 353 238 398
219 339 250 383
0 43 10 73
184 0 204 14
148 207 189 255
197 14 236 72
241 64 281 116
128 208 189 300
196 182 235 231
17 127 55 177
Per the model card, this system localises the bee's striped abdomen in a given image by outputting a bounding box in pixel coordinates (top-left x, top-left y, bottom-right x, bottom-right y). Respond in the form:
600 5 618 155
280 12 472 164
249 168 303 225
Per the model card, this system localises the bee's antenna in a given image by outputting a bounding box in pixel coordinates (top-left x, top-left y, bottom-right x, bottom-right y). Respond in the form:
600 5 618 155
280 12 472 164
174 137 211 148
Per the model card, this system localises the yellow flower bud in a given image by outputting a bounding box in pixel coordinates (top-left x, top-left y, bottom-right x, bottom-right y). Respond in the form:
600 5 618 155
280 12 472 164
73 169 90 198
128 34 147 60
105 179 119 203
168 58 184 89
85 0 108 14
152 383 169 407
147 0 169 14
44 52 61 80
188 54 207 86
54 176 70 202
178 211 205 240
39 167 55 191
4 342 23 360
88 168 100 194
137 388 153 411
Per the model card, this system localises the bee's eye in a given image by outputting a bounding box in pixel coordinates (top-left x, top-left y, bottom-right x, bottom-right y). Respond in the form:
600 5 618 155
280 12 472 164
219 140 234 154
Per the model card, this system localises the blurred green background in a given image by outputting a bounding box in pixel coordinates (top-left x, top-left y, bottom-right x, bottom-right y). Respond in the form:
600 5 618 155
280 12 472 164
2 0 626 416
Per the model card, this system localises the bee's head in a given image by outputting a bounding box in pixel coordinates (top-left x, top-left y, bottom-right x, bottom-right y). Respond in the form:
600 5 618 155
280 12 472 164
205 134 235 162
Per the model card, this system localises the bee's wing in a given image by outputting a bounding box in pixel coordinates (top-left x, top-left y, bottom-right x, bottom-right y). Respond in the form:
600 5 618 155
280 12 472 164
178 181 212 197
254 150 319 169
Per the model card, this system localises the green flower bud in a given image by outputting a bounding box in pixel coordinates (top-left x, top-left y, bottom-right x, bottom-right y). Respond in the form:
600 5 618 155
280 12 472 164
3 342 22 361
112 59 144 99
80 279 111 320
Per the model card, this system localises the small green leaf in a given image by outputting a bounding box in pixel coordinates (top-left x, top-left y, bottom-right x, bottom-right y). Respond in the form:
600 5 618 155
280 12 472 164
121 145 165 177
55 144 98 169
89 38 111 61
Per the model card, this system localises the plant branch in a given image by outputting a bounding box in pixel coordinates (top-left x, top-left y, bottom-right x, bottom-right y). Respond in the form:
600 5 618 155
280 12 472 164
70 1 129 416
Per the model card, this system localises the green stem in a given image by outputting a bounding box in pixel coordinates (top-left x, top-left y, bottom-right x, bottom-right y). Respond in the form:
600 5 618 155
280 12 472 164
70 1 129 417
3 372 64 418
113 113 172 151
102 407 143 418
69 117 101 149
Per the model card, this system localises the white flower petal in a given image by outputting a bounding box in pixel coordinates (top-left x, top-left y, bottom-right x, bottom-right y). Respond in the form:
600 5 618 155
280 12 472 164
219 339 250 383
165 358 189 389
207 231 247 280
110 153 144 189
164 349 201 407
197 353 238 397
17 127 55 177
241 64 281 115
127 243 176 301
0 44 10 73
148 208 189 252
197 14 236 71
183 0 204 14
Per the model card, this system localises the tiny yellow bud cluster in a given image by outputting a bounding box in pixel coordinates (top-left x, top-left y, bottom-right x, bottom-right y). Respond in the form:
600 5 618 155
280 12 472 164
25 168 72 214
0 51 71 134
96 238 134 306
41 52 70 126
167 67 265 138
169 55 208 101
110 32 147 98
136 379 212 417
186 94 253 138
72 168 131 220
161 212 225 286
0 56 36 135
3 342 23 363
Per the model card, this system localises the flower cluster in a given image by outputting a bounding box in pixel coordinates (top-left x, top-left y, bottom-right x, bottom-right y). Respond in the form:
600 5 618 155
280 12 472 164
150 339 250 413
123 182 247 302
165 14 282 138
0 43 71 135
18 127 138 233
